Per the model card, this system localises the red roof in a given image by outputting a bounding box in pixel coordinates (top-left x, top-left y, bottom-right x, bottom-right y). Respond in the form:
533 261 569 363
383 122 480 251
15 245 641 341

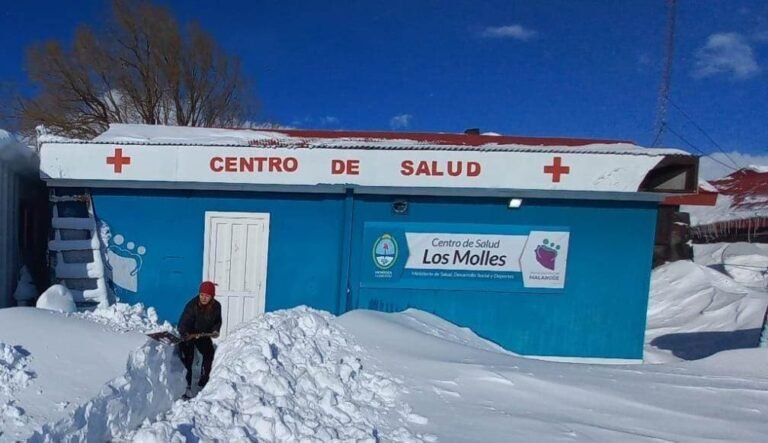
253 128 631 147
709 167 768 211
663 189 718 206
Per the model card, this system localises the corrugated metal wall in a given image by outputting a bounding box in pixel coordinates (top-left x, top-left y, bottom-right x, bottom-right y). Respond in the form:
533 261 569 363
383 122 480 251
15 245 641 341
0 159 21 307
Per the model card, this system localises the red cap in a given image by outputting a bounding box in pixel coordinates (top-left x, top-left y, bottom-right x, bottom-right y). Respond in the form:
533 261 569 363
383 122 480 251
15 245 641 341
199 281 216 297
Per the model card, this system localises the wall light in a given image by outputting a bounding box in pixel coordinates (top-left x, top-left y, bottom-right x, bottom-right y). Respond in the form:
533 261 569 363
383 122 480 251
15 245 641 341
392 200 409 214
508 198 523 209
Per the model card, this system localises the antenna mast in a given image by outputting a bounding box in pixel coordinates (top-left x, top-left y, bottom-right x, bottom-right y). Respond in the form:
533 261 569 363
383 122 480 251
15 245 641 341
653 0 677 146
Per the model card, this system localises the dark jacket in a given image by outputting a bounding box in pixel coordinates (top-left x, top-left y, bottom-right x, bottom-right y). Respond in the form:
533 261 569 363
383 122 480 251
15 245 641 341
177 297 222 336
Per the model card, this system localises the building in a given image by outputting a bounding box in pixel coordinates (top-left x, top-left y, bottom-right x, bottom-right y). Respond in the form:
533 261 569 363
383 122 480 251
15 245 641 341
655 181 718 266
683 167 768 243
0 130 47 308
39 124 697 361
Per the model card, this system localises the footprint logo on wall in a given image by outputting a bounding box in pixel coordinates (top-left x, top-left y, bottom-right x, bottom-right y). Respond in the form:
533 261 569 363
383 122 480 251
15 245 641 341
534 239 560 271
100 222 147 294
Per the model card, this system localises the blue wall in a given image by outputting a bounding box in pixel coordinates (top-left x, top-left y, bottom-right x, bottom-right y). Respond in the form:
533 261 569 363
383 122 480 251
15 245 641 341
348 195 658 359
89 188 657 359
91 189 346 324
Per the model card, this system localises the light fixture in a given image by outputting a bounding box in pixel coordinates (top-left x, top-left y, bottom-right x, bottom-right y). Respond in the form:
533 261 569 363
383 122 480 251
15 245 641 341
508 198 523 209
392 200 408 214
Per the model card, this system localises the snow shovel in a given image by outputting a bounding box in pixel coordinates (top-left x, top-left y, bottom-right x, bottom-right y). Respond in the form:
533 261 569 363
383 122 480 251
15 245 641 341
146 331 219 345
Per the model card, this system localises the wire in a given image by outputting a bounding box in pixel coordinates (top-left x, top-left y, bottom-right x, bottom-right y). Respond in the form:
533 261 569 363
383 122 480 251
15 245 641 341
651 122 666 148
665 125 739 172
667 98 741 169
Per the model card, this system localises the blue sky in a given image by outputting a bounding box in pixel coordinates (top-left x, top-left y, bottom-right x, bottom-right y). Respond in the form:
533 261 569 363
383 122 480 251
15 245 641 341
1 0 767 173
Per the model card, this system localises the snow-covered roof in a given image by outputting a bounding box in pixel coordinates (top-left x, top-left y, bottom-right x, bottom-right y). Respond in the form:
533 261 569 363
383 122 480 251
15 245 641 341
0 129 39 177
697 180 718 193
39 124 697 196
58 123 691 157
684 167 768 226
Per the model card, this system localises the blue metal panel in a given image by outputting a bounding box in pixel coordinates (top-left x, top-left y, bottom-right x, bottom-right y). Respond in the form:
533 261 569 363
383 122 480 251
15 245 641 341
348 195 657 359
90 189 346 325
89 187 657 359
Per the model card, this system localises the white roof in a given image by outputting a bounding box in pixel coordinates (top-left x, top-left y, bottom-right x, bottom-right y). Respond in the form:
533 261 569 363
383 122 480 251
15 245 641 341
39 124 695 196
59 123 692 157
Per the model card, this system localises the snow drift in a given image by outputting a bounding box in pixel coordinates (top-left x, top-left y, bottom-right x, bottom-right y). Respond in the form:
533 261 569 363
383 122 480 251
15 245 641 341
31 341 186 443
0 343 34 396
35 284 76 313
72 301 173 334
0 308 149 441
645 260 768 362
130 307 424 443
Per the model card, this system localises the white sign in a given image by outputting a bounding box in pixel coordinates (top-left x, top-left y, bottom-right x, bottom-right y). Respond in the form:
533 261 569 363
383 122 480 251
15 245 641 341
40 143 666 193
401 230 570 289
404 233 528 272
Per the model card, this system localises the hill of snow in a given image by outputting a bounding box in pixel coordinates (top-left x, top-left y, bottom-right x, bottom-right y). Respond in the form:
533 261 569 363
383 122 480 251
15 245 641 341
129 307 426 442
0 308 151 441
2 242 768 442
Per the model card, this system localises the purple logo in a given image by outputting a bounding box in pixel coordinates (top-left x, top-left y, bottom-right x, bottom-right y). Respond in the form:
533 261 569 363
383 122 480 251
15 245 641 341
534 239 560 271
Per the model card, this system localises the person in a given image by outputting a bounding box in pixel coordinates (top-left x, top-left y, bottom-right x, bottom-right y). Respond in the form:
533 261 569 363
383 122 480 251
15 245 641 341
177 281 222 396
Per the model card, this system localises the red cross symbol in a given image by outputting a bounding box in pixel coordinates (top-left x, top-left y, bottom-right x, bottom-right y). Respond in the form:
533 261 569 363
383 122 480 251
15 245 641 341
106 148 131 173
543 156 570 183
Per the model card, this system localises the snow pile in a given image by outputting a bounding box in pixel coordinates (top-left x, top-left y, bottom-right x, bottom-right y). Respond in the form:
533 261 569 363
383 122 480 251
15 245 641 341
1 343 35 428
131 307 424 443
340 309 768 442
36 284 76 313
0 343 35 395
721 243 768 288
32 341 186 442
0 308 151 441
86 123 686 156
72 302 173 333
0 129 38 176
13 266 38 305
645 260 768 363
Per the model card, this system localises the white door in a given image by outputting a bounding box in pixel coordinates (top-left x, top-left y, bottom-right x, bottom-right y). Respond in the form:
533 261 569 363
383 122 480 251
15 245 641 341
202 211 270 338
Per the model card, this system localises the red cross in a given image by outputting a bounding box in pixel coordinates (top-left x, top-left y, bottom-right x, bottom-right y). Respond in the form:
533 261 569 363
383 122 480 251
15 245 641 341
543 156 570 183
106 148 131 173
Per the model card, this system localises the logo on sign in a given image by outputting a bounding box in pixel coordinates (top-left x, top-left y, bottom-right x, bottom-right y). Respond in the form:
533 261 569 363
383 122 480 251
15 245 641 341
373 234 398 270
534 238 560 271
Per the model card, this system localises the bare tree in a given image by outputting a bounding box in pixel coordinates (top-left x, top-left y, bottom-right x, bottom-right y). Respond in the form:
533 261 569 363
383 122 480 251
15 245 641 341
18 0 254 139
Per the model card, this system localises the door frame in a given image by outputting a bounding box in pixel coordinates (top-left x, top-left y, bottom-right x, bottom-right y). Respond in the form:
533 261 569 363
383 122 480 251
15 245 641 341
202 211 270 324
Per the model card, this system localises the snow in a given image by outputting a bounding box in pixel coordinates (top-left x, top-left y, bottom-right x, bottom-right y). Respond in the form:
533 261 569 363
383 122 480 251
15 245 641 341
12 266 38 305
86 123 686 156
0 343 34 396
35 284 76 313
745 164 768 173
698 179 718 193
72 302 173 334
694 242 768 288
0 129 38 176
684 192 768 225
644 260 767 363
339 309 768 443
683 167 768 226
0 308 149 441
3 242 768 441
32 339 185 442
129 307 426 442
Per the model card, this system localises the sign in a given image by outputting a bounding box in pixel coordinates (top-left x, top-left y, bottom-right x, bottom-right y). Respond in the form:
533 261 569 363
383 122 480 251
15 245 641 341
41 143 666 193
361 223 570 292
